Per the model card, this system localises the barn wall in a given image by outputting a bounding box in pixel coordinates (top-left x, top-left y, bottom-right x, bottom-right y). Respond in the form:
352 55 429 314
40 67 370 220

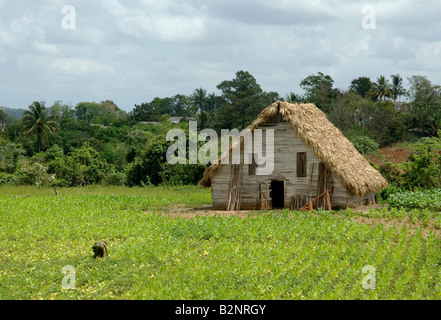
210 121 371 210
347 192 376 207
329 172 349 208
211 164 231 209
329 174 377 208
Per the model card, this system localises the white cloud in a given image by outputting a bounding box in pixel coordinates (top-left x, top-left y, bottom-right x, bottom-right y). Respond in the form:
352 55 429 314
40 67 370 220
413 41 441 71
101 0 206 41
419 41 441 58
51 58 115 75
100 0 128 16
340 35 373 61
118 15 205 41
0 29 14 46
11 16 34 37
0 0 440 110
32 42 59 56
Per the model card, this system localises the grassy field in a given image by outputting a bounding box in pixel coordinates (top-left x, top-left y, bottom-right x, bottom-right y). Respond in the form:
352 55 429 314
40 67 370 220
1 186 441 300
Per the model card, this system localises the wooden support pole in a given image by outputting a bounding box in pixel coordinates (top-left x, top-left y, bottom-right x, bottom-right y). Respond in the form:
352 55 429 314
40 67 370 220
326 191 331 210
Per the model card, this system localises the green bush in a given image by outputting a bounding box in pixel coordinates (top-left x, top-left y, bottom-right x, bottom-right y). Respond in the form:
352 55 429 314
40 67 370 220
16 162 55 187
378 135 441 190
160 162 206 186
378 162 405 186
0 142 26 174
103 171 126 186
125 142 168 186
69 144 109 185
348 135 379 154
377 185 405 201
0 172 17 186
401 143 441 189
41 144 109 187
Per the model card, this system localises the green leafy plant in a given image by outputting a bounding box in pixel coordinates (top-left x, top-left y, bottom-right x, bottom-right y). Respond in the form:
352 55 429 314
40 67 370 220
1 186 441 300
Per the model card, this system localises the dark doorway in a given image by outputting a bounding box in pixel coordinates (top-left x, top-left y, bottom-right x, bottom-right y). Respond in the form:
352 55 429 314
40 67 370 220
271 181 285 208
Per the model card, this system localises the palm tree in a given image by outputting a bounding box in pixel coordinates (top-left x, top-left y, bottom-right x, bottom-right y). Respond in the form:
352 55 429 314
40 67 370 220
284 91 300 103
390 74 407 102
369 75 393 101
206 93 220 114
22 101 60 153
191 88 208 114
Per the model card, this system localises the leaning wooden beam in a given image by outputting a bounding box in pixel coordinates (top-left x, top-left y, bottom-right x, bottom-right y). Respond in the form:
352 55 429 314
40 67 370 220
324 189 331 210
299 189 332 211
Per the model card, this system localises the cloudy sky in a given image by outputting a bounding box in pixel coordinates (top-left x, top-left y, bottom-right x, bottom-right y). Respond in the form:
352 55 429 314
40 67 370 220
0 0 440 111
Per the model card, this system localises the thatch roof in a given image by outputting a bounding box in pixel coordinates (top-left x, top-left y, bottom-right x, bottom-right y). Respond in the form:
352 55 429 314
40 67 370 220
199 101 387 196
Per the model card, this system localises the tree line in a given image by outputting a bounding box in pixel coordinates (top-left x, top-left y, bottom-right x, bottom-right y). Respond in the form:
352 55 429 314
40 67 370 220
0 70 440 188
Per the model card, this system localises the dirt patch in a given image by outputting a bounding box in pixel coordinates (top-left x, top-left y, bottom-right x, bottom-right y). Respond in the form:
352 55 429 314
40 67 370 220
351 203 384 213
147 203 440 238
147 204 269 219
152 203 386 218
366 146 411 166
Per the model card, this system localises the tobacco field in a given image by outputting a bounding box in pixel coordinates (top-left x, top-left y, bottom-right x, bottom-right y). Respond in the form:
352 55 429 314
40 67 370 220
1 186 441 299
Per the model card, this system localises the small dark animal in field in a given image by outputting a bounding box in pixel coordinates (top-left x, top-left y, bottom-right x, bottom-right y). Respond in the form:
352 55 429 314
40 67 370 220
92 241 108 258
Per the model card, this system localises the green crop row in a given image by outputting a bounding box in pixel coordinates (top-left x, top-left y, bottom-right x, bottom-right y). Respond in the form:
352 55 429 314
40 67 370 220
387 189 441 211
1 192 441 300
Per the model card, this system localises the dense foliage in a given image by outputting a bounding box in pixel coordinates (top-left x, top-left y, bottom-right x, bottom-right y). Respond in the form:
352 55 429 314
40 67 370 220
379 133 441 191
1 70 440 190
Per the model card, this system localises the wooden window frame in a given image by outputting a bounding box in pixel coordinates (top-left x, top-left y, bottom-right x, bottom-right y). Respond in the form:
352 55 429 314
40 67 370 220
248 155 256 175
297 152 307 177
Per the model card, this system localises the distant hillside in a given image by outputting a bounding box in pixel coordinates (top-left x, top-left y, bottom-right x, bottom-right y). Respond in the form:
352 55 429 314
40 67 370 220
0 107 26 121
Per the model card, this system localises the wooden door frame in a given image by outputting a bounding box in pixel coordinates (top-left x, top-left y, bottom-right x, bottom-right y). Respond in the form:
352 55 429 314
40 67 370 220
259 181 271 210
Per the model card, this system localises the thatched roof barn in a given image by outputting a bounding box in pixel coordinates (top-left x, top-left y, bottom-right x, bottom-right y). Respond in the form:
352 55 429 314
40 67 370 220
200 101 387 210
